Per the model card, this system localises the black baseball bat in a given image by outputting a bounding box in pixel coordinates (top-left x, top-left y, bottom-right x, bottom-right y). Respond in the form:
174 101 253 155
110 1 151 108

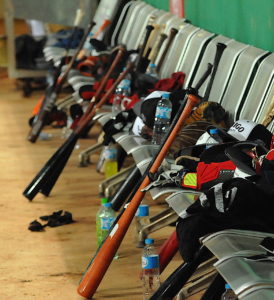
23 47 130 201
28 15 96 143
77 62 213 299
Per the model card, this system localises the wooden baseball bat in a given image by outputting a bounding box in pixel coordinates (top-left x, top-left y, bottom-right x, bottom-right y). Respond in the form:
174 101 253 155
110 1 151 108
262 95 274 127
203 43 227 101
135 25 155 72
77 87 207 299
28 16 96 143
77 18 111 59
149 247 211 300
77 56 221 299
156 27 178 73
148 32 168 64
158 230 179 274
23 47 129 200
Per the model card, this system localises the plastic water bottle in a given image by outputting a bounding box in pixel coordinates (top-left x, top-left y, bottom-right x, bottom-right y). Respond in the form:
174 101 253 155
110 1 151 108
112 85 131 117
103 143 118 178
112 70 131 117
141 238 161 299
221 283 238 300
152 93 172 145
112 86 124 118
146 63 159 79
96 201 116 246
96 197 109 247
134 204 150 248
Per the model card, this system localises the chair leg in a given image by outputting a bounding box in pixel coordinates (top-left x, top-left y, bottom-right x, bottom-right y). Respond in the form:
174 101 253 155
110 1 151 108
199 273 226 300
149 246 212 300
110 165 142 211
137 208 178 247
99 165 135 196
177 270 217 300
78 142 104 167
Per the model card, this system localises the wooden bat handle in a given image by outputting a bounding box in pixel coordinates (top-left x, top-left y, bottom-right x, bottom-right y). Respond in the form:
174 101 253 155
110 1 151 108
75 60 134 134
262 96 274 127
77 93 200 299
156 27 178 72
93 19 111 39
203 42 227 101
92 45 126 102
143 24 161 58
135 25 154 71
148 33 168 63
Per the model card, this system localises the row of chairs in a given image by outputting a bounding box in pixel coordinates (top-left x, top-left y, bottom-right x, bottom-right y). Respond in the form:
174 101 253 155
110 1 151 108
39 0 274 299
89 2 274 299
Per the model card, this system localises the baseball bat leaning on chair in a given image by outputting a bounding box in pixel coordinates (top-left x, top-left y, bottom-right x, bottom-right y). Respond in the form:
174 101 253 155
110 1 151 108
81 62 213 273
39 46 131 197
148 32 168 65
28 11 96 143
77 18 111 59
262 95 274 127
149 43 228 300
156 27 178 73
23 46 129 201
135 25 155 72
150 246 212 300
77 59 213 299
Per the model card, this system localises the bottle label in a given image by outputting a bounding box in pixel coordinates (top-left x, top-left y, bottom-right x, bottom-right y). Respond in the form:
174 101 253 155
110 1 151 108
155 106 172 119
103 148 117 160
142 255 159 269
101 217 115 230
118 79 131 90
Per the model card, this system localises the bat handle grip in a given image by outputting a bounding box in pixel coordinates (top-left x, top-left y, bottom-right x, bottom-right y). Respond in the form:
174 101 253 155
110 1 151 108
156 27 178 72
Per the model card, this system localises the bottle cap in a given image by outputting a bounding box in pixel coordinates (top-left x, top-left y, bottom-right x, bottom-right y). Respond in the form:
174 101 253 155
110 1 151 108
136 204 149 217
225 283 231 289
145 238 154 245
162 93 170 99
150 63 156 67
209 128 218 134
101 197 108 204
103 202 112 208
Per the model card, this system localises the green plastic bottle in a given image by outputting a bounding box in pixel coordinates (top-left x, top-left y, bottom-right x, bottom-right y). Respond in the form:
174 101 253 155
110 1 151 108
96 200 118 258
96 197 109 248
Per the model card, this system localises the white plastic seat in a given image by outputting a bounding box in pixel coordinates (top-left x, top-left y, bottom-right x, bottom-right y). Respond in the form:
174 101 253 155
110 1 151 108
190 35 233 97
214 254 274 297
240 286 274 300
200 229 274 259
176 29 215 89
239 53 274 122
219 46 269 122
160 23 199 79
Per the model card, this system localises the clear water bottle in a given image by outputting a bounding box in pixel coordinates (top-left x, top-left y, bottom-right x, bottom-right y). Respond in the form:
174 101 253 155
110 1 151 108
103 143 118 178
112 69 131 117
134 204 150 248
141 238 161 300
96 197 109 247
152 93 172 145
112 86 123 118
146 63 159 79
96 201 117 247
221 283 238 300
112 85 131 117
119 68 132 93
